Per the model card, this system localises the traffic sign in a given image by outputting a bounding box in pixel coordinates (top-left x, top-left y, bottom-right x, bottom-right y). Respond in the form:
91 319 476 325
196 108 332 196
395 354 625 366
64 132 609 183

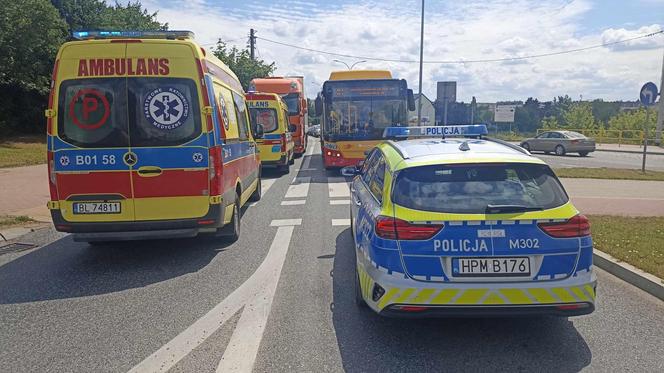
640 82 658 106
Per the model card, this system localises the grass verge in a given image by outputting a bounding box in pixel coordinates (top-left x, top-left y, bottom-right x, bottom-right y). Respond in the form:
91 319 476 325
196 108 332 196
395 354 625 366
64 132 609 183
589 215 664 279
0 215 35 228
0 136 46 168
554 167 664 181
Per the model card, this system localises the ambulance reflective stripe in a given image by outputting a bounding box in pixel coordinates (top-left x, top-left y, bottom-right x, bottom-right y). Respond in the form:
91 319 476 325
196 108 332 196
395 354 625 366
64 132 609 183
372 286 596 311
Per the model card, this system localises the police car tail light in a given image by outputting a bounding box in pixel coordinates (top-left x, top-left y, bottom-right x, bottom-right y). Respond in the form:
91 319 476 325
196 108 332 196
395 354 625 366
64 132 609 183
375 216 443 240
538 215 590 238
47 152 58 199
208 146 222 196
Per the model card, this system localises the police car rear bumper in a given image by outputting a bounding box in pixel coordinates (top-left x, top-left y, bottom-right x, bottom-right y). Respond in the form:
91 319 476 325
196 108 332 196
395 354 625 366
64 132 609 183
51 204 222 241
360 255 597 317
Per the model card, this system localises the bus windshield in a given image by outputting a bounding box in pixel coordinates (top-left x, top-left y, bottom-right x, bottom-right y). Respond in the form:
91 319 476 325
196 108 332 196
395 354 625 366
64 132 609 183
323 80 408 141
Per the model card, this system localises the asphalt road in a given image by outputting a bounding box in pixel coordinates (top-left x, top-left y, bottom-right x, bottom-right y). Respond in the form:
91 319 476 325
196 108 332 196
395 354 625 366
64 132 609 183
1 139 663 372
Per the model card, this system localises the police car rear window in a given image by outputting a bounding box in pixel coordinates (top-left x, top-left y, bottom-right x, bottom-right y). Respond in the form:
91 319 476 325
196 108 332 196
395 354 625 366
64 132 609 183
58 78 201 148
249 108 279 133
392 163 568 214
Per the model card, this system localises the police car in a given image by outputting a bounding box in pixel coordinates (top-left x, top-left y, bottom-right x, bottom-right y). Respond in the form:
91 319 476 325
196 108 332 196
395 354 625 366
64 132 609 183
346 125 596 317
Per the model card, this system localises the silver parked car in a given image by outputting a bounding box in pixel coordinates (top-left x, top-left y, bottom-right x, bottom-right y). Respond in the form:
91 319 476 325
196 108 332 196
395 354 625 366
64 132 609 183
520 131 596 156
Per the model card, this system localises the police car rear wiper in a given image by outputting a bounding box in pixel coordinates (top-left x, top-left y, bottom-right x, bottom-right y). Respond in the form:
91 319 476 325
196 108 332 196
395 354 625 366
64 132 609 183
485 204 543 214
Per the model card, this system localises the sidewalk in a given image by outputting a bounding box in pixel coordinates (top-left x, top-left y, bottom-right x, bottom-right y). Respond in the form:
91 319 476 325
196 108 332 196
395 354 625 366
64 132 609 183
560 178 664 216
0 164 50 222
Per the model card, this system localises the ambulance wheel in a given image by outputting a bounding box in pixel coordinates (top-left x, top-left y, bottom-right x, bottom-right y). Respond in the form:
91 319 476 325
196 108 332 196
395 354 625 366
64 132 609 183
355 264 368 308
249 175 262 202
289 152 295 165
218 193 241 242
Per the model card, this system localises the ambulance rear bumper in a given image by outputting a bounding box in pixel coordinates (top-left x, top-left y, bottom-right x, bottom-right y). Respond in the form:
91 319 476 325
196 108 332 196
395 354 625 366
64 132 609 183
50 205 222 241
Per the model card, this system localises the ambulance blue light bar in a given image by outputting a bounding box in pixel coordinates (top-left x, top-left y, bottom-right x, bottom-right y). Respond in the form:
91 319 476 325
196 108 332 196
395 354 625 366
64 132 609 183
383 124 488 138
72 30 195 40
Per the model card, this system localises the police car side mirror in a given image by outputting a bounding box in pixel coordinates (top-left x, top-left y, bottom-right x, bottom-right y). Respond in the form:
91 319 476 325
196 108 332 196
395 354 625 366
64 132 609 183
315 96 323 117
407 89 416 111
254 124 264 139
340 166 360 177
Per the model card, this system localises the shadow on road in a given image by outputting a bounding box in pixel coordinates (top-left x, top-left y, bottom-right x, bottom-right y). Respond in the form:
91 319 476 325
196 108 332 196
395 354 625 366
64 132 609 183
331 228 592 372
0 233 232 304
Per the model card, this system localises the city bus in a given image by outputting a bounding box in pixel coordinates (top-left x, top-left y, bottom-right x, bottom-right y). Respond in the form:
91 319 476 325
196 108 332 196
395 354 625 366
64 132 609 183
314 70 415 169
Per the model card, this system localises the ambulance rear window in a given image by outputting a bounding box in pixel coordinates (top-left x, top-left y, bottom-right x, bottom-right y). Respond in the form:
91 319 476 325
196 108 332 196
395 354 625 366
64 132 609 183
392 163 568 214
249 108 279 133
58 78 129 148
128 78 201 147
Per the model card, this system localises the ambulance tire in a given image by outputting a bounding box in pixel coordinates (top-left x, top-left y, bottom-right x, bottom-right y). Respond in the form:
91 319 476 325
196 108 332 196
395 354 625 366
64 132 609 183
218 193 241 242
249 175 262 202
354 263 368 308
289 154 295 165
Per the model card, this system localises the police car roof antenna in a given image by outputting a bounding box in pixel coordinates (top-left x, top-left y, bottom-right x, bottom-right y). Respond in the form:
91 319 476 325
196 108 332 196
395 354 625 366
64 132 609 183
459 140 470 151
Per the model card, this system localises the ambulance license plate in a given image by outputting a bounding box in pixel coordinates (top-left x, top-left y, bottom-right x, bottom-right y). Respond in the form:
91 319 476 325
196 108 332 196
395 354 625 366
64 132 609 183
73 202 121 214
452 257 530 277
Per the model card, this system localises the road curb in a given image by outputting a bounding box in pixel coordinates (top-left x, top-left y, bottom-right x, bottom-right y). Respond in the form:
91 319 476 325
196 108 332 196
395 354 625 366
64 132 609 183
595 148 664 156
594 250 664 301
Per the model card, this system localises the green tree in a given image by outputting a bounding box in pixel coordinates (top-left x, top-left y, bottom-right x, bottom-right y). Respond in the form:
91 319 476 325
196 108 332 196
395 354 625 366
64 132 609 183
212 41 276 90
563 102 596 130
51 0 166 31
514 97 540 133
608 108 657 140
591 99 620 127
541 116 560 129
0 0 67 134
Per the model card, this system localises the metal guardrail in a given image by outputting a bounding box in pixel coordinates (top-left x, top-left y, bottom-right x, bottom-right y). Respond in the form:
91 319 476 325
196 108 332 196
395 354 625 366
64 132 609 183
536 128 648 146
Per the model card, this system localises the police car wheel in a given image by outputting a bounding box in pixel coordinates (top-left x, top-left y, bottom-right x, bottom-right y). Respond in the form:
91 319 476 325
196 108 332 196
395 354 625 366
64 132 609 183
555 145 566 156
249 175 262 202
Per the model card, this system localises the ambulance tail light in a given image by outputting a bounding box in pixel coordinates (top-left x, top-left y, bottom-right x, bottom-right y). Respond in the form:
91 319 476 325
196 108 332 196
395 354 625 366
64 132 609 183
538 214 590 238
47 151 58 199
375 216 443 240
280 134 287 152
208 146 223 196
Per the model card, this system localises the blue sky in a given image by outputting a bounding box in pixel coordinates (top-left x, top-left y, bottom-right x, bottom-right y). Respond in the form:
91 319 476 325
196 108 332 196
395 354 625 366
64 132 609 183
142 0 664 101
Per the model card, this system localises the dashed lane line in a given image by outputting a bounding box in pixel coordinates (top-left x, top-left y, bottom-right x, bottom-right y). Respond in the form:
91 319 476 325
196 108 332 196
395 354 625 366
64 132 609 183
285 176 311 199
332 219 351 226
328 177 350 198
281 200 306 206
128 219 301 373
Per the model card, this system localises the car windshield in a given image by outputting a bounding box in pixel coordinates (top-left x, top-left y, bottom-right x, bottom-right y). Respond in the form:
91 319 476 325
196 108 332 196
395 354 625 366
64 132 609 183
393 163 569 214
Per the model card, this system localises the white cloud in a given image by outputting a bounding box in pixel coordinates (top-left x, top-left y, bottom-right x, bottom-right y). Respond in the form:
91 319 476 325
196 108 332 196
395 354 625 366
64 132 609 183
601 24 664 51
143 0 664 102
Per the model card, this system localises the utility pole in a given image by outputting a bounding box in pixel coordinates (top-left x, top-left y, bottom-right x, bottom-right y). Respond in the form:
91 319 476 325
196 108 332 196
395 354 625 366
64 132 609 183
416 0 425 127
656 50 664 145
249 29 256 60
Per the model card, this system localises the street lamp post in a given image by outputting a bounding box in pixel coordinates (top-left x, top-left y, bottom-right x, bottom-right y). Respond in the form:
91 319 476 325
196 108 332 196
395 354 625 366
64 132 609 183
333 59 366 70
417 0 425 127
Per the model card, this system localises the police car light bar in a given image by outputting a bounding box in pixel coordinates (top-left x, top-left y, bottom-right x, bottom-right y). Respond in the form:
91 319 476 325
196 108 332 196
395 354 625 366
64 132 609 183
72 30 195 40
383 124 488 139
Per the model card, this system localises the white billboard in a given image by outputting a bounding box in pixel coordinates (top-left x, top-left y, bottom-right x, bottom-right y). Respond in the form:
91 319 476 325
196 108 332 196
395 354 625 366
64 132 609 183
494 105 517 122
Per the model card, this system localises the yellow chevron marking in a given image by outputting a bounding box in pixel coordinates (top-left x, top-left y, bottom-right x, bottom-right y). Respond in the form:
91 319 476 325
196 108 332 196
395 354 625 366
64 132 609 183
499 289 531 304
527 288 557 304
454 289 488 305
394 288 416 303
411 289 436 304
430 289 459 305
377 288 400 309
571 287 589 302
552 287 575 303
584 284 596 300
482 292 505 305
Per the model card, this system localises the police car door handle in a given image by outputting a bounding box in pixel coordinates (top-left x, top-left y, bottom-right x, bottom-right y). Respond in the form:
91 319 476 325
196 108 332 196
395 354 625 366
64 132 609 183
353 196 362 206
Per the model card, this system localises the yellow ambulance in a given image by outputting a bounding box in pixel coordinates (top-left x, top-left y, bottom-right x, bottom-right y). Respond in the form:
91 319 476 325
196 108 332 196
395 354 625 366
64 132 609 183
246 92 295 173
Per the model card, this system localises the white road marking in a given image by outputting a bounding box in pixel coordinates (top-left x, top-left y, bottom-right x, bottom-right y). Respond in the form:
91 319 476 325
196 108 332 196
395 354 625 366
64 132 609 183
328 177 350 198
129 220 300 373
299 168 316 171
332 219 351 226
216 224 297 372
285 176 310 199
281 200 306 206
330 200 350 205
270 219 303 227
